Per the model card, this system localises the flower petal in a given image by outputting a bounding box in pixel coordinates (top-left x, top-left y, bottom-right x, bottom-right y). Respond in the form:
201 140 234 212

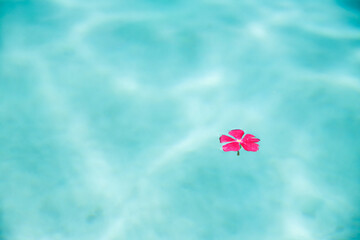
240 134 260 152
240 142 259 151
242 134 260 143
228 129 244 140
222 142 241 152
219 135 235 143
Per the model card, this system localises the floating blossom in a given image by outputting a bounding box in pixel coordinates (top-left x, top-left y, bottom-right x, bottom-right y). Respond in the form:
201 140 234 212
219 129 260 155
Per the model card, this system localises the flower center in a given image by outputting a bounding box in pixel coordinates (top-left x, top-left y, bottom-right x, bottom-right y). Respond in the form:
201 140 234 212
236 139 242 143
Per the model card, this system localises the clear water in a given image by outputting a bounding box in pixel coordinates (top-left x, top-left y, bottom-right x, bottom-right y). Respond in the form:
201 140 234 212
1 0 360 239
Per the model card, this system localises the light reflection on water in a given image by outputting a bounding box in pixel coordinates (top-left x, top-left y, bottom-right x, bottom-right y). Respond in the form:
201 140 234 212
0 0 359 239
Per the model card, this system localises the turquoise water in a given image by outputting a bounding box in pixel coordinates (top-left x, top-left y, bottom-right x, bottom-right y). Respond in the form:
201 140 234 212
1 0 360 239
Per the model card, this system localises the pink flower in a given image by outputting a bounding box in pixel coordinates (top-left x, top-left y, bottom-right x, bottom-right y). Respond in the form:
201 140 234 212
219 129 260 155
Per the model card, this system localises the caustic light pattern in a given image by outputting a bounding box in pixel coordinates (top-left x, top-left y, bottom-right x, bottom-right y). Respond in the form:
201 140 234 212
220 129 260 155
